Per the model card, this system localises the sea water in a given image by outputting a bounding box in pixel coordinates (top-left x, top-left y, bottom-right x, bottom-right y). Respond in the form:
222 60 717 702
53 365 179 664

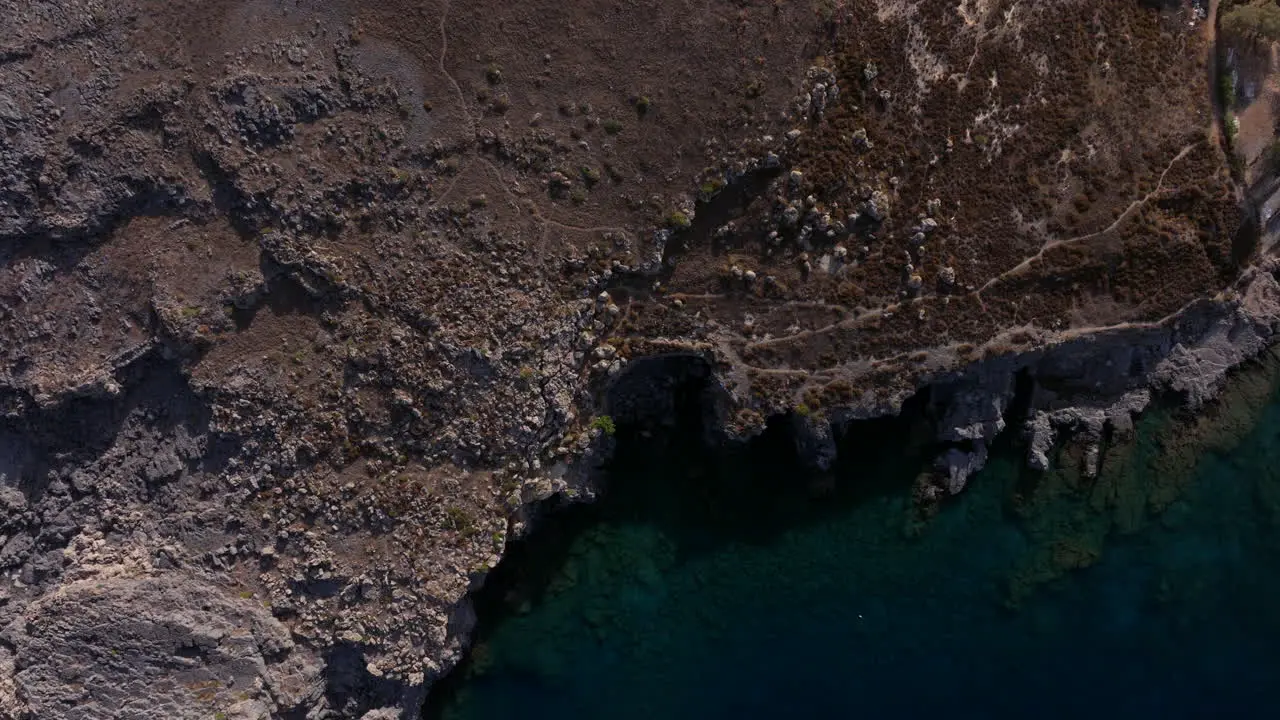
427 357 1280 720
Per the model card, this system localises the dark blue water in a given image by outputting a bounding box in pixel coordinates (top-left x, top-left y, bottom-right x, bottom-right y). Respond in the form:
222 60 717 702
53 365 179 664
428 360 1280 720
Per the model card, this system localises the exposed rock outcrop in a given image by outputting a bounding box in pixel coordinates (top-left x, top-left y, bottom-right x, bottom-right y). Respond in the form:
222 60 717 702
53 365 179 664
5 570 324 719
0 0 1271 717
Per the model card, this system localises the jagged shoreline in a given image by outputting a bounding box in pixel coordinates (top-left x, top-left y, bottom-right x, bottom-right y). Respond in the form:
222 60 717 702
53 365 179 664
0 0 1266 717
548 262 1280 517
452 1 1280 711
442 247 1280 715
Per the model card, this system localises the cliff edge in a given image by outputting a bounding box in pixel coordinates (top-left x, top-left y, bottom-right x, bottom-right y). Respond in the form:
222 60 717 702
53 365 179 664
0 0 1269 717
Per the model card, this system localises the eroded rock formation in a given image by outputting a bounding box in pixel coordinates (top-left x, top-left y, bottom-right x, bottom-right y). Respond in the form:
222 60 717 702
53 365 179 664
0 0 1274 716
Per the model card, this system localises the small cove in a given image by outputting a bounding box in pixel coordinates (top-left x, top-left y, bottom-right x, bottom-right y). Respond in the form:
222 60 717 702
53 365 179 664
426 354 1280 720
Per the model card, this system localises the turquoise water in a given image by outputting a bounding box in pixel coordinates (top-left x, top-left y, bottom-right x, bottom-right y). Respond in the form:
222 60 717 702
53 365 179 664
427 368 1280 720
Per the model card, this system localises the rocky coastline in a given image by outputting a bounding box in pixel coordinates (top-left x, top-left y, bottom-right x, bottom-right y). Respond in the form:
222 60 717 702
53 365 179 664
0 0 1275 717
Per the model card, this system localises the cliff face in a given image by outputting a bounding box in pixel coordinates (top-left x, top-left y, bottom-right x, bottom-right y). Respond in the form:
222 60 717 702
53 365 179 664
0 0 1271 717
607 0 1273 508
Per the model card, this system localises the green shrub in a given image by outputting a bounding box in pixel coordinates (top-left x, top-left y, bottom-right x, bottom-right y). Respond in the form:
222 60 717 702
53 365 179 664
1226 113 1240 148
1223 4 1280 42
444 506 475 532
590 415 617 436
1218 69 1236 111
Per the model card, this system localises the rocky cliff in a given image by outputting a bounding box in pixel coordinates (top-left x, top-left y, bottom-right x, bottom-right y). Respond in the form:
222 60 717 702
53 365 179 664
0 0 1271 717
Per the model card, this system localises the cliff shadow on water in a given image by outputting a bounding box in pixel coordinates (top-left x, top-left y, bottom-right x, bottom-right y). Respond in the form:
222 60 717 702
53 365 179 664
426 351 1280 720
597 354 943 556
423 355 945 718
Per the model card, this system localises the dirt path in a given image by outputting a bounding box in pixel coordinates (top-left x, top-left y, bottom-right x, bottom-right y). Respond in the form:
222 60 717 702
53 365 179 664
738 136 1200 356
973 141 1200 301
1205 0 1225 153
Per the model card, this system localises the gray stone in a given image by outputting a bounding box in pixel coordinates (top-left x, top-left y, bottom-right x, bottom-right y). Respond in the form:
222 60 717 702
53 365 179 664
4 572 324 720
